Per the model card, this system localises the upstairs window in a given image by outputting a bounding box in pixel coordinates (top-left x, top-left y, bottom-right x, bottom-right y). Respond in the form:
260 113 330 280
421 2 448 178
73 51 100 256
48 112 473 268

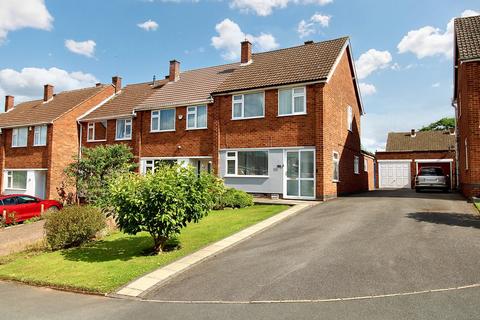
187 105 207 129
347 106 353 132
34 125 47 146
232 92 264 120
354 156 359 174
12 127 28 147
116 118 132 140
87 121 107 142
278 87 306 116
332 151 340 182
151 109 175 132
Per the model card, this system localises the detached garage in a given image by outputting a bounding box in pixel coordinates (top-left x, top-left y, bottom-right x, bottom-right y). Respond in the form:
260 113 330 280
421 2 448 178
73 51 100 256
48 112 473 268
375 130 456 189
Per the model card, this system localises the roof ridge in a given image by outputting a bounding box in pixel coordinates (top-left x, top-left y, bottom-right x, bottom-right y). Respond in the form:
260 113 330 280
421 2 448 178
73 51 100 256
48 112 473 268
252 36 349 57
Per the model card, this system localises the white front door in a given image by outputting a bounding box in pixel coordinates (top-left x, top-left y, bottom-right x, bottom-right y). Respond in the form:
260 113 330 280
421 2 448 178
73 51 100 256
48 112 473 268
284 150 315 199
379 161 411 188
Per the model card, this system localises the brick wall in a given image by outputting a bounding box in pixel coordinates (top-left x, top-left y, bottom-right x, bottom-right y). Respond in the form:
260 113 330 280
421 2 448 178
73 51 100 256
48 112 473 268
375 150 456 189
456 61 480 197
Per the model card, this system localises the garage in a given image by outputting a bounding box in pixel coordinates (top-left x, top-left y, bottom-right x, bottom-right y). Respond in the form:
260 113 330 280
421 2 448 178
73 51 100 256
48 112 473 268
378 160 411 189
415 159 454 189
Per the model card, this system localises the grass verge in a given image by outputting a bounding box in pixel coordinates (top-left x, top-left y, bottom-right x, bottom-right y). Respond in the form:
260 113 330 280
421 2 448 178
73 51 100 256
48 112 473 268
0 205 288 294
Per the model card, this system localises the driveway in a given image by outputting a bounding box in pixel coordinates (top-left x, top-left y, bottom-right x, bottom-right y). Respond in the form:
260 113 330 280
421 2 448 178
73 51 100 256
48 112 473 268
0 220 45 256
145 189 480 302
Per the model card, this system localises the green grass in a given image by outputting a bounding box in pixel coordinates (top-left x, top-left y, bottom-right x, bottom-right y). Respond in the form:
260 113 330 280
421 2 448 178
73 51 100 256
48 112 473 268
475 202 480 212
0 205 288 294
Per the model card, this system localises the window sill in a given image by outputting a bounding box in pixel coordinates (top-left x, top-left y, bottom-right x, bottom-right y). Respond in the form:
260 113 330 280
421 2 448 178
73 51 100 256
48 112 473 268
231 116 265 121
115 138 132 141
11 146 27 148
87 140 107 143
224 175 269 178
277 112 307 118
33 144 47 147
150 129 176 133
186 127 208 131
4 188 27 191
332 180 340 183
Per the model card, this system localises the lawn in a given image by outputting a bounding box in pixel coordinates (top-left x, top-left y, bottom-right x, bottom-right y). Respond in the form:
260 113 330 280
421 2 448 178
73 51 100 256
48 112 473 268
475 202 480 212
0 205 288 294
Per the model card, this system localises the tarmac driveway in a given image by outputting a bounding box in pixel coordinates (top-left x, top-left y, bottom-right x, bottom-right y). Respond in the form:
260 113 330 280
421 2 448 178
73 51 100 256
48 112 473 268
145 189 480 302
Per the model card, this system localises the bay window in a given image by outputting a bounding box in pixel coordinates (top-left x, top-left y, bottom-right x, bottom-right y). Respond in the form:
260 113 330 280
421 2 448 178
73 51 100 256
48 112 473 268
151 109 175 132
226 150 268 176
12 127 28 147
232 92 264 119
278 87 306 116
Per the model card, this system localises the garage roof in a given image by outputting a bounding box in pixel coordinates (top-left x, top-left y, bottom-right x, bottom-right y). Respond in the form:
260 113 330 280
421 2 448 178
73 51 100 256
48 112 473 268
385 131 456 152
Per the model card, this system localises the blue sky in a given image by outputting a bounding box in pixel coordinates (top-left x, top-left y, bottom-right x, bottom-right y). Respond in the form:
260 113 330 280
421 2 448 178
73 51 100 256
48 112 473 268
0 0 478 150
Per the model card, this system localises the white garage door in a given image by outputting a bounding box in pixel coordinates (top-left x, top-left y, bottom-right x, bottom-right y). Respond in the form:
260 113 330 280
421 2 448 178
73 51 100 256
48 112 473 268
379 161 411 189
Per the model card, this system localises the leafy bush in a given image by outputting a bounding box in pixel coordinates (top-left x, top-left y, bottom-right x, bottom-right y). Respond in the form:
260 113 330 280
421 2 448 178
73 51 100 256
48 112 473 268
44 206 106 250
64 144 137 206
108 164 222 253
214 188 254 210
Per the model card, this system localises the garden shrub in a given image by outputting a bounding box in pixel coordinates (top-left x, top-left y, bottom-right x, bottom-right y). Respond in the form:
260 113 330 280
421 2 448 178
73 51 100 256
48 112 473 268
214 188 254 210
44 206 106 250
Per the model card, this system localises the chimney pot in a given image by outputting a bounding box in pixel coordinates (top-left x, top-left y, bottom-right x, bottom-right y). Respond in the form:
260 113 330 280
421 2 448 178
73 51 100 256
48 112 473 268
169 60 180 82
241 40 252 64
44 84 54 102
304 40 314 45
4 95 14 112
95 82 102 87
112 76 122 93
410 129 416 137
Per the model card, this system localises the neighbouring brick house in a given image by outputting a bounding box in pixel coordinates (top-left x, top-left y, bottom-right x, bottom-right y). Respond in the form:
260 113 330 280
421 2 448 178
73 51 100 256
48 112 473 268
80 37 373 200
0 81 116 199
453 15 480 198
375 130 456 189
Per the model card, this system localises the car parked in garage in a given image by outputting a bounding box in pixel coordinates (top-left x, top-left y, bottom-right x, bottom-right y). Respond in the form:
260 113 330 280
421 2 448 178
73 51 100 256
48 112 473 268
415 167 450 192
0 194 62 224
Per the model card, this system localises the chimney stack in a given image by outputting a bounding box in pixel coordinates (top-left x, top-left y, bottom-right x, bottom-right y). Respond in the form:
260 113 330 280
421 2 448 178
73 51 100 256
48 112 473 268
44 84 54 102
112 76 122 93
4 95 14 112
241 40 252 64
410 129 416 137
169 60 180 82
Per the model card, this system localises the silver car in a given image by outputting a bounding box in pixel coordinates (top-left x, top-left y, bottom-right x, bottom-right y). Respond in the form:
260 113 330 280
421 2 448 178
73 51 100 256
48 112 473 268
415 167 450 192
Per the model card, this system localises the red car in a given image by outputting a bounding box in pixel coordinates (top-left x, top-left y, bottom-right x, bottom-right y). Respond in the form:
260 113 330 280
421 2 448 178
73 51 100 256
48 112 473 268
0 194 62 224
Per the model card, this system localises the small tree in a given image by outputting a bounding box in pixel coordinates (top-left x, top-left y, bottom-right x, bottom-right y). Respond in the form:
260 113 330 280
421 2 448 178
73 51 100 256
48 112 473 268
108 164 222 253
420 117 455 131
65 144 137 206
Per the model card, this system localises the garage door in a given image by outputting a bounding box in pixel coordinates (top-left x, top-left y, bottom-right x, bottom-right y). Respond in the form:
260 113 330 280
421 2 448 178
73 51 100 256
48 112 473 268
379 161 411 189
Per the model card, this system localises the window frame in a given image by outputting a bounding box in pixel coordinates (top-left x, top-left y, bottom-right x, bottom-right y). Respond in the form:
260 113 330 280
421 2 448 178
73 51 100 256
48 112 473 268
354 155 359 175
364 157 368 172
347 105 353 132
86 121 107 142
231 92 265 120
151 108 176 132
12 127 28 148
186 105 208 130
278 86 307 117
225 150 269 178
33 125 48 146
332 151 340 182
465 138 469 171
5 170 27 190
115 118 132 141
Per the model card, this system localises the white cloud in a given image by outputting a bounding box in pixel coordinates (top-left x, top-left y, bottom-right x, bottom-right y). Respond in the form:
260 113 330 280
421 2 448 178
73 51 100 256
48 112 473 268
359 82 376 96
230 0 332 16
297 13 331 38
432 82 440 88
137 19 159 31
0 67 98 104
65 39 96 58
397 9 479 59
355 49 392 79
0 0 53 43
211 19 279 61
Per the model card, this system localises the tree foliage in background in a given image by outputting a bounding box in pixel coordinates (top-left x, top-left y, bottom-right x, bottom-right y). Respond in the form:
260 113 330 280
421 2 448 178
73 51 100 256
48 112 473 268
108 164 223 253
420 117 455 131
65 144 137 206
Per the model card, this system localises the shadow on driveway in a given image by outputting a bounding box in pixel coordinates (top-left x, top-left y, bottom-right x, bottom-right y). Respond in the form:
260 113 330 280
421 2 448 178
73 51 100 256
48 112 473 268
408 212 480 229
351 189 466 201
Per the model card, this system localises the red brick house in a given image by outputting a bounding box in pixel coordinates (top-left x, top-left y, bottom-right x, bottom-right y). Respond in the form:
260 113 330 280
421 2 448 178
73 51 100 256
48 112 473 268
375 130 456 189
453 15 480 198
80 37 372 200
0 81 116 198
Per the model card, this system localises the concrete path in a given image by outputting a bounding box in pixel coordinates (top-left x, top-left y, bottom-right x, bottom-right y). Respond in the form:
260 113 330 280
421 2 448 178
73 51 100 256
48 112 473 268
145 189 480 302
0 220 45 256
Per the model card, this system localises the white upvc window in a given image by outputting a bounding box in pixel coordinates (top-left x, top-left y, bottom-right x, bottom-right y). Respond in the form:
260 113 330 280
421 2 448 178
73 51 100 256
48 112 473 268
354 156 359 174
151 108 176 132
34 125 47 146
232 92 264 120
332 151 340 182
278 86 306 116
116 118 132 140
226 150 268 177
87 122 95 141
364 157 368 172
465 138 469 170
187 105 207 130
347 105 353 132
86 121 107 142
6 170 27 190
12 127 28 147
